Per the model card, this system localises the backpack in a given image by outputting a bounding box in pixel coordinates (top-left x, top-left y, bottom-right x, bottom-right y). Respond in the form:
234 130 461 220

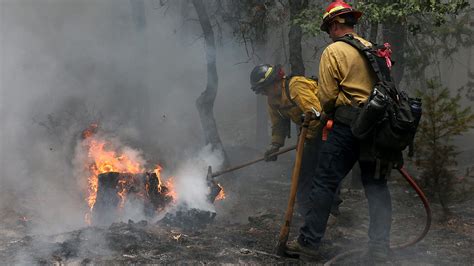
335 34 422 155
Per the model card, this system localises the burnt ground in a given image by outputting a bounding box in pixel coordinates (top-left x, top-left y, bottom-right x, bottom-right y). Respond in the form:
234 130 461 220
0 146 473 265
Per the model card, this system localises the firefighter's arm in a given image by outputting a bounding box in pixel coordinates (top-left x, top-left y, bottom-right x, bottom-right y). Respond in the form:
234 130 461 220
318 46 341 114
289 78 322 117
268 104 290 147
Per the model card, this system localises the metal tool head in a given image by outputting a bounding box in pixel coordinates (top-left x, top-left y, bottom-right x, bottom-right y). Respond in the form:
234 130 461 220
206 165 213 182
206 165 222 203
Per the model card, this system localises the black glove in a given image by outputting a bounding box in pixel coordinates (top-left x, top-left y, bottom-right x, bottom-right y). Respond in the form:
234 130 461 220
264 143 281 161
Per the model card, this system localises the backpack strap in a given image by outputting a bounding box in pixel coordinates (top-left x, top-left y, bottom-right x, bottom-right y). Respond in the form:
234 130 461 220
335 34 388 83
284 76 298 107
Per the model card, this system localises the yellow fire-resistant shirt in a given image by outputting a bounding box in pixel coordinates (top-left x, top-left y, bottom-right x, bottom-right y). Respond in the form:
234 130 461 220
318 34 376 114
267 76 322 146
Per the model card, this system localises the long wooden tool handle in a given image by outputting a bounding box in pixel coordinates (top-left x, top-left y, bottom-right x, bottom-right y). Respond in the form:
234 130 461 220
211 145 297 178
276 113 311 254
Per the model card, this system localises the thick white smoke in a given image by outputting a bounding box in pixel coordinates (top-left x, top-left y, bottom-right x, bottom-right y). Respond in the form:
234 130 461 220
172 144 224 211
1 0 300 235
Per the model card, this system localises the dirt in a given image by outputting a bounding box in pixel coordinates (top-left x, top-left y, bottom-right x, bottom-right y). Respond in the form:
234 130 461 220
0 146 473 265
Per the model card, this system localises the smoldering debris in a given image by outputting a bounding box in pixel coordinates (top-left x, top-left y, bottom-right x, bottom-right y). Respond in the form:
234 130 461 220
0 212 297 265
160 208 217 230
0 152 473 265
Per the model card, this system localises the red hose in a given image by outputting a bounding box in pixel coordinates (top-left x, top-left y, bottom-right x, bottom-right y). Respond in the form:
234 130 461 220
394 168 432 248
324 167 432 265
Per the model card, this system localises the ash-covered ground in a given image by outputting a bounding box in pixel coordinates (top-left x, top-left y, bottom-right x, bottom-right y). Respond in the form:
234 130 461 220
0 147 473 265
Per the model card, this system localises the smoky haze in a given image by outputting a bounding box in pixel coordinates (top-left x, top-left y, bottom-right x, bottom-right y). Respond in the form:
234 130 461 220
0 0 255 234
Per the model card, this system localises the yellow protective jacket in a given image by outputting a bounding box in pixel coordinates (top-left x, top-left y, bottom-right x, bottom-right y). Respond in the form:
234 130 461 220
318 34 376 114
267 76 322 146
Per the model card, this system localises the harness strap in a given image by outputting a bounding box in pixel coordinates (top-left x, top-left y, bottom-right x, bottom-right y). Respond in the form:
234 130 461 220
284 77 298 107
335 34 387 82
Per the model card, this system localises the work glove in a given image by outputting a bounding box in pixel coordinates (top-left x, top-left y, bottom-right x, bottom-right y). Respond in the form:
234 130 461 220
264 143 281 162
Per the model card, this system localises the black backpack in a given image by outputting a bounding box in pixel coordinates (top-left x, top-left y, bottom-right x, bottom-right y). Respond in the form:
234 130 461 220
335 34 422 156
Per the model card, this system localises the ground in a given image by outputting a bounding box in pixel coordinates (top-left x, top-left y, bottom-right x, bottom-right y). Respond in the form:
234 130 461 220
0 146 473 265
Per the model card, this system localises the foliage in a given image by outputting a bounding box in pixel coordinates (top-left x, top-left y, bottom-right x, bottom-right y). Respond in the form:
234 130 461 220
215 0 289 58
292 2 325 36
295 0 470 36
403 6 474 83
295 1 474 95
414 80 474 213
357 0 469 28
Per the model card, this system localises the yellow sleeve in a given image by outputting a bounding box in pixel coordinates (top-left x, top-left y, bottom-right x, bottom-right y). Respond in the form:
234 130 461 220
268 104 289 146
289 79 322 114
318 46 341 114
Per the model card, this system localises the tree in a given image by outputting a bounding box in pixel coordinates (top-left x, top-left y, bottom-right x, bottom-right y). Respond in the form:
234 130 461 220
296 0 472 86
288 0 308 76
216 1 289 148
414 80 474 215
192 0 230 166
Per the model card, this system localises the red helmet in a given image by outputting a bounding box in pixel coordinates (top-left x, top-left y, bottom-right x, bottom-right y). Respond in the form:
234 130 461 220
320 0 362 32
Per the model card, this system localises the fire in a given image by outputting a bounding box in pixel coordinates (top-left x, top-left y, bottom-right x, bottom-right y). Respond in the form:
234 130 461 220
153 165 164 193
117 178 128 209
85 139 142 205
165 177 177 201
82 123 98 139
153 165 176 200
79 124 225 225
215 183 226 201
81 127 144 224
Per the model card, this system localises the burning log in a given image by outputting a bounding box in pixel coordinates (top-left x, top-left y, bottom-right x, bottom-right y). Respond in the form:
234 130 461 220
92 172 121 225
92 172 173 225
144 172 173 216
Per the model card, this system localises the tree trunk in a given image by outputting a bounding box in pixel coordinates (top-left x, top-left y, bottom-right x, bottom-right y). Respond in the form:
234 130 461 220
254 1 270 149
288 0 308 76
192 0 229 166
369 22 378 43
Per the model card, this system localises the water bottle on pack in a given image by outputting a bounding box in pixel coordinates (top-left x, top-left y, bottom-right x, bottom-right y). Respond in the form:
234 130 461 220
351 88 388 139
409 98 422 129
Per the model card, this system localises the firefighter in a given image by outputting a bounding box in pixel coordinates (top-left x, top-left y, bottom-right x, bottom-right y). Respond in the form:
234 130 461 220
286 0 392 261
249 64 342 217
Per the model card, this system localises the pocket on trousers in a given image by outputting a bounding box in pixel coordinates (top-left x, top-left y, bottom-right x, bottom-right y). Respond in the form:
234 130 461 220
318 144 341 172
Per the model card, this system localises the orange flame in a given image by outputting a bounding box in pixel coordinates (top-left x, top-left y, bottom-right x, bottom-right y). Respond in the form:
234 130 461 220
82 123 98 139
165 177 177 201
80 124 221 224
153 165 177 202
82 128 144 224
215 183 226 201
153 165 164 193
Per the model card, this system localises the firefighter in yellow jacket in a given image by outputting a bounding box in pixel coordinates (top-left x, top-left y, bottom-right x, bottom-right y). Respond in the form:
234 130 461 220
287 0 392 261
249 64 341 216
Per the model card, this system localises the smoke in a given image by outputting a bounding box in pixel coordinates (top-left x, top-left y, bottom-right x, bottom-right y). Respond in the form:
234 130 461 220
0 0 255 237
171 144 224 211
